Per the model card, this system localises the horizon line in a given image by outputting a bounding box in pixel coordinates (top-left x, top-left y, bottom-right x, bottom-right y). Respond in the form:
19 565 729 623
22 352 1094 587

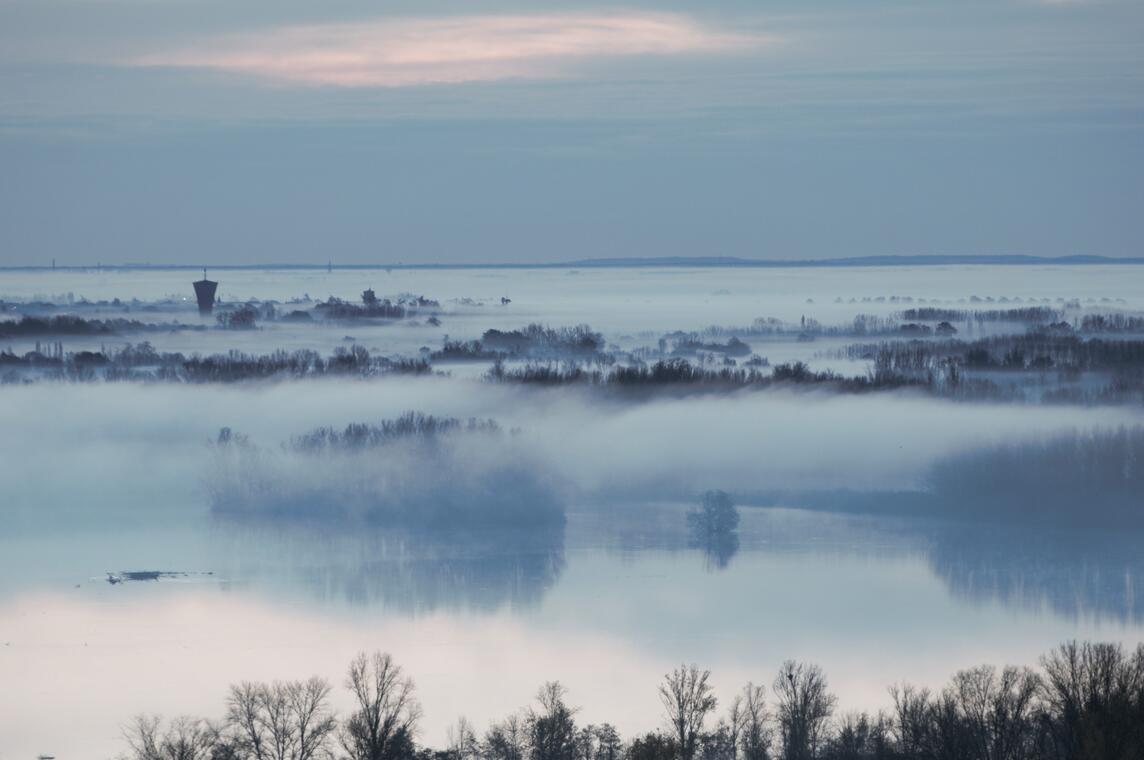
4 253 1144 272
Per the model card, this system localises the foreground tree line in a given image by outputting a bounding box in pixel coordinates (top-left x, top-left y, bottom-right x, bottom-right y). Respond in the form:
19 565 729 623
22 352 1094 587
121 642 1144 760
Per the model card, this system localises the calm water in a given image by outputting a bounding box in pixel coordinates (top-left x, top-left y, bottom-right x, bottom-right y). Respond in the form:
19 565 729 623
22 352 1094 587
3 265 1144 758
2 506 1143 758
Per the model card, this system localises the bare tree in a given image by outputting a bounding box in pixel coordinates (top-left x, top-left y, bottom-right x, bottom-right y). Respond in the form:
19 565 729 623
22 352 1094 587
226 679 336 760
289 677 338 760
575 724 597 760
889 684 934 758
229 682 270 760
485 713 530 760
947 665 1040 760
724 693 744 760
660 664 717 760
528 681 579 760
123 715 221 760
341 651 421 760
448 716 480 760
1040 640 1144 759
739 683 771 760
773 662 835 760
593 724 622 760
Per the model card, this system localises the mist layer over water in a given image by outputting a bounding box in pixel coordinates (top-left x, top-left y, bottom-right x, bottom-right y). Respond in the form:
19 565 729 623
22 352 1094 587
2 379 1139 525
3 265 1144 758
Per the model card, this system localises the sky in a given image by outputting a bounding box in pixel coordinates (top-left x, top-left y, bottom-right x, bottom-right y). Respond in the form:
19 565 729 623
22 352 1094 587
0 0 1141 266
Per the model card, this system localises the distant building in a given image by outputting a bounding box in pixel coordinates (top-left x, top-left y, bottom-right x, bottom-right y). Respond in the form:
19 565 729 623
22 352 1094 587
193 269 218 315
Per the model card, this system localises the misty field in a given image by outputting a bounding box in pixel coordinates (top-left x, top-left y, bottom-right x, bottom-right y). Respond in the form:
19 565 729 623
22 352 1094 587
3 265 1144 758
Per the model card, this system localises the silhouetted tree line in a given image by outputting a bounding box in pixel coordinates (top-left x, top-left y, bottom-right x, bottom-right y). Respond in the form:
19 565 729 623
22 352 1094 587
896 307 1061 324
290 413 503 453
1077 314 1144 333
661 334 753 358
0 314 204 337
120 642 1144 760
0 342 432 384
480 324 606 357
428 326 606 362
217 304 265 330
842 334 1144 373
485 359 921 395
689 307 1075 344
432 339 504 361
311 293 439 320
836 332 1144 403
314 297 408 320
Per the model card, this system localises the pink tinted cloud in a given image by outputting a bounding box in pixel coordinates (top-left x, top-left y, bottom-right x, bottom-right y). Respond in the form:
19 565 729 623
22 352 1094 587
132 13 766 87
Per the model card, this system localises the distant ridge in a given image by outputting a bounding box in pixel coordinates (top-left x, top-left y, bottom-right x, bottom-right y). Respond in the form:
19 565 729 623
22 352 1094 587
559 254 1144 268
5 254 1144 271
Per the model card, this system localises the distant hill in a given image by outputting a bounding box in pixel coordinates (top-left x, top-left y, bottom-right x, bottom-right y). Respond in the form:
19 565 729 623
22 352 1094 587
557 254 1144 268
7 254 1144 271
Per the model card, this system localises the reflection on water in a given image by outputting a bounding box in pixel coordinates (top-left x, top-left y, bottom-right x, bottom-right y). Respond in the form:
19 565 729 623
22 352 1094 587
3 505 1144 759
695 533 740 571
926 521 1142 624
208 519 566 612
199 505 1144 626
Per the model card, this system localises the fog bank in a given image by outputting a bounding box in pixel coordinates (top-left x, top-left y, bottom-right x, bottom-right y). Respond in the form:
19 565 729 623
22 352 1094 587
2 378 1139 529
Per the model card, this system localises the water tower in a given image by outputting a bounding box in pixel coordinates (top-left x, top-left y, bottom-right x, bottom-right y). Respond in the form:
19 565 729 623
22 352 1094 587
193 268 218 315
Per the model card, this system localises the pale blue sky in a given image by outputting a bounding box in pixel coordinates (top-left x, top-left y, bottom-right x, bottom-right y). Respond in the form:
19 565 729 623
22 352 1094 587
0 0 1141 265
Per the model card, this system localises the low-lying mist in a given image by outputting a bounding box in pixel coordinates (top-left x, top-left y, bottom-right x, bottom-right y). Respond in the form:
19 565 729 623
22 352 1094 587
210 413 563 528
3 377 1140 530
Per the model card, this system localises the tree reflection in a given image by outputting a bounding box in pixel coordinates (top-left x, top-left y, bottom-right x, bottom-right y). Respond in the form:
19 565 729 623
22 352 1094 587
208 517 565 613
924 521 1144 624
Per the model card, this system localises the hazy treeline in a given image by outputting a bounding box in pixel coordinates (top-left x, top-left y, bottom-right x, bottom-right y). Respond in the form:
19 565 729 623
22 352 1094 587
290 414 504 453
7 311 1144 405
842 332 1144 373
313 293 439 321
120 641 1144 760
1 342 432 383
210 413 564 528
433 324 606 362
689 306 1070 343
744 427 1144 528
837 332 1144 403
926 427 1144 526
0 314 204 337
896 307 1061 324
217 294 442 327
674 306 1144 348
486 358 920 395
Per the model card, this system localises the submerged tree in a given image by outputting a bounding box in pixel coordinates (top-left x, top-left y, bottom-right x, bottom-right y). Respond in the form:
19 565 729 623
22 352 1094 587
687 491 741 570
687 491 740 537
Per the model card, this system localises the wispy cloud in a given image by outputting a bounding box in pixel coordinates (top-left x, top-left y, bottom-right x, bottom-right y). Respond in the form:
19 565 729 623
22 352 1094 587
131 13 765 88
